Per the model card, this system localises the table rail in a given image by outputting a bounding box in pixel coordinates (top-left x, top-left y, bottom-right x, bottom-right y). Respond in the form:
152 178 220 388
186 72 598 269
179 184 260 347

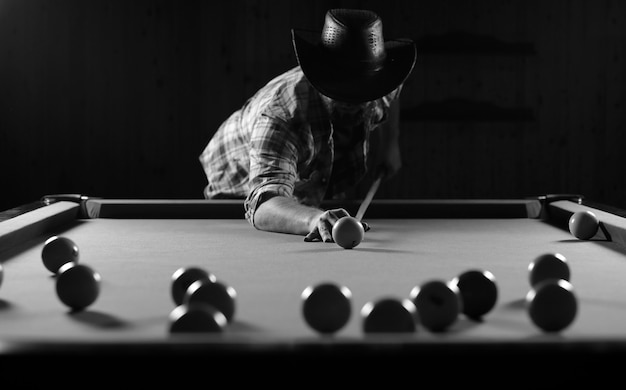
80 198 543 219
4 195 626 255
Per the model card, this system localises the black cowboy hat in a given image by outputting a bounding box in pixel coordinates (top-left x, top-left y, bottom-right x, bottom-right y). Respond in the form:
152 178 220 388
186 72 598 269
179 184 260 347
292 9 417 104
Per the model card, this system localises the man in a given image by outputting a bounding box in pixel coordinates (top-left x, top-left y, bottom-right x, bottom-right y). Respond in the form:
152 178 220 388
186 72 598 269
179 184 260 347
199 9 417 243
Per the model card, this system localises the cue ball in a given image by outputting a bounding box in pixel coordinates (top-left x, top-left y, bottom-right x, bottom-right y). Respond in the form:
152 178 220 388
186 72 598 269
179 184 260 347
332 216 365 249
361 297 417 333
568 210 599 240
410 280 462 332
301 282 352 334
450 269 498 320
528 253 570 286
171 266 216 306
526 279 577 332
168 303 227 333
42 236 79 274
55 263 101 311
184 279 237 323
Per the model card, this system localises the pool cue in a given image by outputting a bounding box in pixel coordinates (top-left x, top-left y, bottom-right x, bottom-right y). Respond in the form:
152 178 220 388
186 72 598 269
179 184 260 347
355 173 383 221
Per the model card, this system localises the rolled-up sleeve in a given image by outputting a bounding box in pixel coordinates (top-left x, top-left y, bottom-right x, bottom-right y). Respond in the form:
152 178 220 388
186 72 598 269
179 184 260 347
244 115 301 226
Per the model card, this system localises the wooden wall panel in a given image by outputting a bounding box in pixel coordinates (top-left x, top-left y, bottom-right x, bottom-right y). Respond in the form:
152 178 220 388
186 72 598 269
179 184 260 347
1 0 625 211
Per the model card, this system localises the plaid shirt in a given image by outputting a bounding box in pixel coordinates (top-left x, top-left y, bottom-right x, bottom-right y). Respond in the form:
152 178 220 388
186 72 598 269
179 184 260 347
199 66 400 226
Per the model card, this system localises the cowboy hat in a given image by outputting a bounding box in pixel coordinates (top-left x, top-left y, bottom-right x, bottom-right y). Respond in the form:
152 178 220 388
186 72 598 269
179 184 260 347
292 9 417 103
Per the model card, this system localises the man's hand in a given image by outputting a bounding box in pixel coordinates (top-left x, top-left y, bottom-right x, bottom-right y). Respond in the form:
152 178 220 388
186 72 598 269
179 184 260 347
253 196 369 242
304 208 350 242
304 209 371 242
377 141 402 179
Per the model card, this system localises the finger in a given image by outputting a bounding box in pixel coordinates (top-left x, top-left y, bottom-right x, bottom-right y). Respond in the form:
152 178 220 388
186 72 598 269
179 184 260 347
304 229 321 242
339 208 350 218
319 223 333 243
327 209 350 225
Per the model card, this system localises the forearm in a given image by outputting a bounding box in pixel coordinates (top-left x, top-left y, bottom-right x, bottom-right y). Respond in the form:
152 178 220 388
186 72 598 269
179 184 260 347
253 195 324 235
376 98 402 177
381 97 400 149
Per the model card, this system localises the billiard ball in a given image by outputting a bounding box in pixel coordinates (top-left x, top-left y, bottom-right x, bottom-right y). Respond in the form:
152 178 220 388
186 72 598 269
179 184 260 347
568 210 599 240
55 262 101 311
42 236 79 274
184 279 237 323
450 269 498 320
361 297 417 333
528 253 570 287
171 266 216 306
301 282 352 334
410 280 462 332
332 216 365 249
526 279 577 332
168 303 227 333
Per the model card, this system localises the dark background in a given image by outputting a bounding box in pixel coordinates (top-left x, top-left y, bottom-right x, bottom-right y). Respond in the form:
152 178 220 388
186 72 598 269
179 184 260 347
1 0 624 211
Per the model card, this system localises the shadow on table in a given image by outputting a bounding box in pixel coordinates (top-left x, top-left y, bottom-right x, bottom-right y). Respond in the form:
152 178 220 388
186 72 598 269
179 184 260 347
67 310 129 329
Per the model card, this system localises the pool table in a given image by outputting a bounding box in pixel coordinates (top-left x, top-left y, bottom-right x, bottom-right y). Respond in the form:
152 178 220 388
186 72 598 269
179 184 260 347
2 194 626 369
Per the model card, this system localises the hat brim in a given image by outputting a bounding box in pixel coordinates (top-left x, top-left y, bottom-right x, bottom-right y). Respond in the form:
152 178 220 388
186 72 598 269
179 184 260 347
292 29 417 103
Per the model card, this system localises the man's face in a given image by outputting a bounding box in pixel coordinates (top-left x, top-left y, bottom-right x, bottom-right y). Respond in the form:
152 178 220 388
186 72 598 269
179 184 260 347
332 100 365 115
321 95 368 125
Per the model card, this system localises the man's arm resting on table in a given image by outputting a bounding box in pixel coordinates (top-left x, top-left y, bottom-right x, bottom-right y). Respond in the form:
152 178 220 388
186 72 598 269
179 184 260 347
253 195 350 242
